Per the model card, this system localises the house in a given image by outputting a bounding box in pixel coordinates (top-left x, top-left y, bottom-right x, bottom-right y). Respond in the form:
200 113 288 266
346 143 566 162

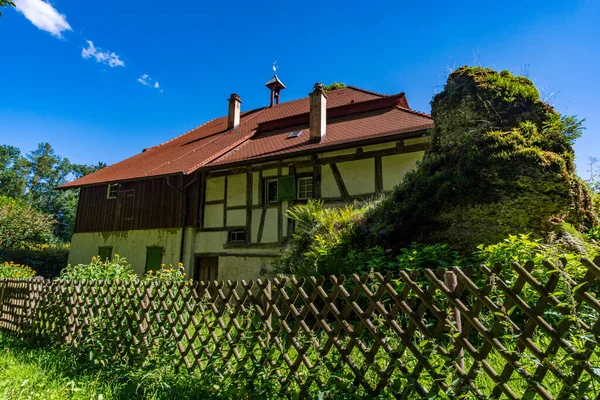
60 76 434 281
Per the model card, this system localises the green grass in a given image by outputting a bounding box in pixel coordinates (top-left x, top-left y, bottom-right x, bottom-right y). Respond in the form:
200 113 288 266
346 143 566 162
0 332 117 399
0 331 207 400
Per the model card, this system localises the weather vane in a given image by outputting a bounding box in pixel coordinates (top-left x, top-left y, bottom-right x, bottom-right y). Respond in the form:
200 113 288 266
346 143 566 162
273 61 278 73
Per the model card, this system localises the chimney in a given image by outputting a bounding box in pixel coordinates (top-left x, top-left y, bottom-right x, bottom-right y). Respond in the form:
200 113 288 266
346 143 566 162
227 93 242 129
309 83 327 142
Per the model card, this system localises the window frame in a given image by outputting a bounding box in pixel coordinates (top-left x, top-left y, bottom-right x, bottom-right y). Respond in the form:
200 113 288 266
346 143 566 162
145 246 164 273
264 178 278 204
228 229 247 243
297 176 314 200
107 183 119 199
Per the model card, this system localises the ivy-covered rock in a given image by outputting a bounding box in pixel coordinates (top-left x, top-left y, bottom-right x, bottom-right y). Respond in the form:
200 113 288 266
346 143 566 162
356 66 597 251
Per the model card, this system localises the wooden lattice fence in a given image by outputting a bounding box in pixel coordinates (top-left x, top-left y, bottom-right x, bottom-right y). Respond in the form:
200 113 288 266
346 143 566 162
1 257 600 398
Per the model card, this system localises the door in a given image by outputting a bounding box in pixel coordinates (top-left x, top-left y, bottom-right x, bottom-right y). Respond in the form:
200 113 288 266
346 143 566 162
194 256 219 283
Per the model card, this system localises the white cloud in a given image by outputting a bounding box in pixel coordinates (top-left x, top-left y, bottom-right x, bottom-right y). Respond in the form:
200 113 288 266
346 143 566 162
14 0 72 38
81 40 125 68
137 74 161 90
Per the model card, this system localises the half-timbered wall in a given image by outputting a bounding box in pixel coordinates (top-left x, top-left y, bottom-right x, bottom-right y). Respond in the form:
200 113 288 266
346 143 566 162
70 135 428 280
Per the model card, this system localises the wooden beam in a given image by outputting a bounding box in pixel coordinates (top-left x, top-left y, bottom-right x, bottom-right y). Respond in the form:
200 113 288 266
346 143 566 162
257 207 267 243
246 168 252 244
223 176 228 227
375 156 383 194
204 141 428 177
204 200 225 206
330 163 350 201
277 166 283 242
313 155 321 198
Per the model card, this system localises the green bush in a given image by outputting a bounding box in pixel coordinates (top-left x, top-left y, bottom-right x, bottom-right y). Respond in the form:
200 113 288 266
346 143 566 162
0 261 36 279
0 246 68 278
0 196 56 249
275 199 373 277
58 254 136 281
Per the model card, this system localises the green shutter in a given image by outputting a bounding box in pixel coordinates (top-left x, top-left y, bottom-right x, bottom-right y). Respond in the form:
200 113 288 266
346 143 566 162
98 247 112 262
145 247 163 272
278 175 296 201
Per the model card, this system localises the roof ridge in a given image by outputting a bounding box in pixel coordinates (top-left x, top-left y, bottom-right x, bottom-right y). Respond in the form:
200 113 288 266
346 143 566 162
146 107 268 176
346 85 390 97
396 105 432 119
153 116 222 149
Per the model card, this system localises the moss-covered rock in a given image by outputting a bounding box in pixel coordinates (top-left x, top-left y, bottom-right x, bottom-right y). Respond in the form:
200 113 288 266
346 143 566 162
355 66 597 252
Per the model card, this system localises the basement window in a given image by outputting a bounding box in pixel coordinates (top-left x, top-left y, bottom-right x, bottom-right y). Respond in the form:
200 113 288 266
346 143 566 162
107 183 118 199
228 229 247 243
265 178 278 203
297 177 313 200
98 246 113 262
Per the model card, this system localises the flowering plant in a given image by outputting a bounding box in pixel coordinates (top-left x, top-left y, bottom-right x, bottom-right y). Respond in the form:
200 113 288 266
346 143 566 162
0 261 36 279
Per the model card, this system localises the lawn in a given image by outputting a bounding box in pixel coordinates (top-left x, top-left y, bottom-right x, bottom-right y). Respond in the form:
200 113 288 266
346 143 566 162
0 331 116 399
0 331 206 400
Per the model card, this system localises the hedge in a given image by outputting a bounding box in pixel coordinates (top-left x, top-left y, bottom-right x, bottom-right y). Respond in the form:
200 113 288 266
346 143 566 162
0 248 69 278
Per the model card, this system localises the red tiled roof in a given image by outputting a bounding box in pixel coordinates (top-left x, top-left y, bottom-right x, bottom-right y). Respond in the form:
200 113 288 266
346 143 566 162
60 87 433 188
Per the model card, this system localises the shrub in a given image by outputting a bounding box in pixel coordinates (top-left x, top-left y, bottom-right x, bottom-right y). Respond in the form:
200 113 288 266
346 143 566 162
275 199 373 276
0 196 56 249
589 226 600 241
0 261 36 279
0 245 69 278
58 254 136 281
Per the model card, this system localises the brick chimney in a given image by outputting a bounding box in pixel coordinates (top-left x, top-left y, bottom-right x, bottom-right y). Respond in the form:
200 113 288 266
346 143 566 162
309 83 327 142
227 93 242 130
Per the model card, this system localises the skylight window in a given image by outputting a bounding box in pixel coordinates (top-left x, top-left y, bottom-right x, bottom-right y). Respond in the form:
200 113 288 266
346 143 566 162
288 130 303 139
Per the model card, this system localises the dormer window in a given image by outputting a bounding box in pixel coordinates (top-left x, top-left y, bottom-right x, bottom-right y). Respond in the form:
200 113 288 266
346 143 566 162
107 183 118 199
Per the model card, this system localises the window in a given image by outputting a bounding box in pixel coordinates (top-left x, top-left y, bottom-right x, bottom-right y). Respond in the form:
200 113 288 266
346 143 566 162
228 229 246 243
107 183 118 199
297 177 313 200
98 246 113 262
265 178 278 203
145 247 163 273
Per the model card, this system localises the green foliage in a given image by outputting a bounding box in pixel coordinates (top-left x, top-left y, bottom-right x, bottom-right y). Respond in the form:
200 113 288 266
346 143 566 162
58 254 137 281
0 0 14 17
276 199 372 276
0 143 105 243
0 196 56 249
395 242 468 270
589 226 600 241
0 246 69 278
0 261 36 278
278 66 597 272
323 82 346 92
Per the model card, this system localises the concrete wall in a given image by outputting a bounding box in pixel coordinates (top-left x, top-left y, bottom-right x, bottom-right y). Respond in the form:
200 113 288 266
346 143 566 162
69 229 181 275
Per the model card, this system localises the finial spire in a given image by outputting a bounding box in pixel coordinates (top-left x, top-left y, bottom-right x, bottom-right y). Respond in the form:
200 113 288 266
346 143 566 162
265 65 286 107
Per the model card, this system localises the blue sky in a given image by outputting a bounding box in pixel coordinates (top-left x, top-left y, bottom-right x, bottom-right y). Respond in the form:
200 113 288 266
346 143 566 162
0 0 598 178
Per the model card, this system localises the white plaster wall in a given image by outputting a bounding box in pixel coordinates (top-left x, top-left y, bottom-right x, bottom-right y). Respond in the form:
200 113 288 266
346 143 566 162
69 229 181 275
321 165 341 198
204 204 224 228
227 174 246 207
382 151 424 191
217 256 277 281
337 159 376 195
206 177 225 201
261 207 279 243
227 209 246 227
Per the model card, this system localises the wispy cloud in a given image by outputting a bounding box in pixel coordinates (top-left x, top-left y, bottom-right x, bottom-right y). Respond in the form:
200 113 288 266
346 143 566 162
81 40 125 68
138 74 162 91
14 0 72 38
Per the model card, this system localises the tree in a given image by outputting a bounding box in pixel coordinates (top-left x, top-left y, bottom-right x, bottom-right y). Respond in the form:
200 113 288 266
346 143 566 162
323 82 346 92
0 145 28 199
0 0 15 17
0 196 55 248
